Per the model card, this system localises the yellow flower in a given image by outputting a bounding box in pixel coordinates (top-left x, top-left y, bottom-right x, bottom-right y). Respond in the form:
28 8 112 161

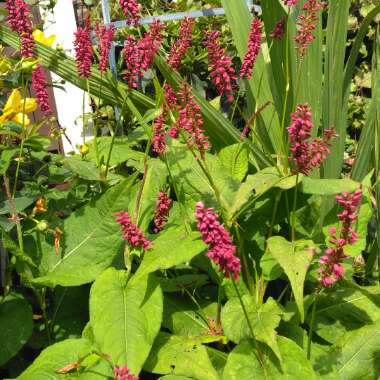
0 89 37 127
33 29 56 47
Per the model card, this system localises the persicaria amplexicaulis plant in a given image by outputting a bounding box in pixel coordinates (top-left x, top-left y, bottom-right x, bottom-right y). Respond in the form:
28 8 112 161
287 103 336 174
241 18 262 80
115 212 152 250
204 30 237 103
119 0 141 25
284 0 298 6
153 191 172 233
318 190 362 287
6 0 35 58
94 22 115 74
270 17 286 40
195 202 241 280
73 16 93 78
167 17 194 70
295 0 322 58
32 64 51 115
114 365 139 380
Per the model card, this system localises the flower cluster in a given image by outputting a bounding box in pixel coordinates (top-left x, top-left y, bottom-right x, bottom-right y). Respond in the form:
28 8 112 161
195 202 241 280
153 192 172 233
167 17 194 70
204 31 237 103
123 20 164 89
152 113 166 155
284 0 298 6
6 0 35 58
115 212 151 250
114 365 139 380
241 18 262 80
174 83 209 158
94 22 115 73
119 0 140 25
32 65 51 115
287 103 335 174
294 0 322 58
270 17 286 40
73 17 93 78
318 190 362 287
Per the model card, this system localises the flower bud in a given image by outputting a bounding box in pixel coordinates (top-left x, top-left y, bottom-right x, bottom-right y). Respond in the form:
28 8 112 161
36 220 48 232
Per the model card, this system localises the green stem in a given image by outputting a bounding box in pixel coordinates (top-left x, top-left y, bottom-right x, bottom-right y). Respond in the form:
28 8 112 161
37 288 52 345
267 190 282 240
86 79 100 169
291 173 300 241
216 274 224 329
307 291 319 360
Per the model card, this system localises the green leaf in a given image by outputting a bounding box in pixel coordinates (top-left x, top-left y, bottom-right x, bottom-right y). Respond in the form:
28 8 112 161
221 296 282 360
311 285 380 344
267 237 315 322
165 140 240 211
33 175 137 287
159 376 194 380
144 333 220 380
62 157 101 181
301 178 360 195
223 336 317 379
0 196 36 215
330 320 380 380
218 143 249 182
0 293 33 366
132 226 206 284
163 295 216 336
0 147 17 175
16 338 111 380
89 268 163 375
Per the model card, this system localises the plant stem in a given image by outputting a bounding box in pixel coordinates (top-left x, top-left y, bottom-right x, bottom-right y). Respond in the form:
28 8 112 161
307 291 319 360
291 173 300 241
216 273 224 329
86 79 100 169
37 288 52 345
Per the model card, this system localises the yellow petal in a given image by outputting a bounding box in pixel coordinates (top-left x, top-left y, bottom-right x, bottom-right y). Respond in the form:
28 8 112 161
3 89 22 114
22 98 38 114
12 113 30 127
33 29 56 47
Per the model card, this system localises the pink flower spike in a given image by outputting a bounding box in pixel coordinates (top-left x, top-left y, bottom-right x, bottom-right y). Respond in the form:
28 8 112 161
114 365 139 380
284 0 298 6
270 17 286 40
167 17 194 70
204 31 237 103
6 0 35 58
73 16 93 78
241 18 262 80
153 191 172 233
115 212 151 250
195 202 241 280
94 22 115 73
152 113 167 155
119 0 140 25
32 65 52 115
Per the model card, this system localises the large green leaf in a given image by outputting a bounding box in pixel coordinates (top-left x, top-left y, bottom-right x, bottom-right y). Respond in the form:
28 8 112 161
165 140 240 212
144 333 220 380
17 338 112 380
310 285 380 344
329 319 380 380
132 226 206 284
301 178 360 195
89 268 163 375
32 175 137 287
0 293 33 366
267 237 315 322
221 296 282 360
223 336 317 380
218 143 249 182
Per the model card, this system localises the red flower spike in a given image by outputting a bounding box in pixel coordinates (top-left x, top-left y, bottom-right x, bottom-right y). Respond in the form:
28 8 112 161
204 31 237 103
73 17 93 78
94 22 115 73
195 202 241 281
119 0 140 25
270 17 286 40
115 212 151 250
32 65 52 115
6 0 35 58
114 365 139 380
241 18 262 80
153 192 172 232
167 17 194 70
318 190 362 287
